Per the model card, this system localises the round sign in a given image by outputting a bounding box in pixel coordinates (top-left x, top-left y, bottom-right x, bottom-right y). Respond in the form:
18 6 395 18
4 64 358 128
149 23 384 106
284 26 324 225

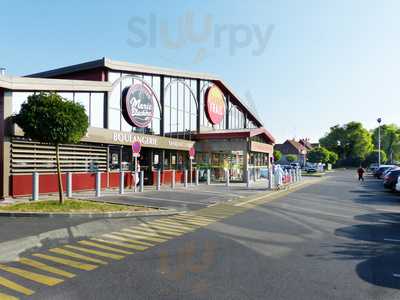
189 147 196 159
122 84 155 128
132 141 141 154
205 85 225 125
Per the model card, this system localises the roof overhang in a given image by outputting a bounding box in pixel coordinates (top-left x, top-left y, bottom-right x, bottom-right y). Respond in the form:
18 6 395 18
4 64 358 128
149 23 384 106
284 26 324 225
193 127 275 144
0 75 112 92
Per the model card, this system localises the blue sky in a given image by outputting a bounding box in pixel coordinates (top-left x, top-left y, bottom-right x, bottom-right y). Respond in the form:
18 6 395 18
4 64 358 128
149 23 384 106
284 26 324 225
1 0 399 142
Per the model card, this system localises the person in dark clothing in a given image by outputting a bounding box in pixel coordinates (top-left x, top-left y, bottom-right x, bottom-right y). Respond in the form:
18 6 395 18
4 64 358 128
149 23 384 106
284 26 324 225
357 166 365 181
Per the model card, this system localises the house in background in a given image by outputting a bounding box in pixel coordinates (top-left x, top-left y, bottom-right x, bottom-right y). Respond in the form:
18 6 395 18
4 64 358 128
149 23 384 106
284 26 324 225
274 139 311 166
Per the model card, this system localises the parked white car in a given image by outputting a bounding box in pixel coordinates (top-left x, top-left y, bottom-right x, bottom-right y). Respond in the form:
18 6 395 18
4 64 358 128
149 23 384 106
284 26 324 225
396 176 400 192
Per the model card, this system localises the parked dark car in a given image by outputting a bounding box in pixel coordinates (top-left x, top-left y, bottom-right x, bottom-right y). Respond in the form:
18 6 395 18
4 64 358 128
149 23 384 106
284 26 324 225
383 170 400 190
374 166 395 179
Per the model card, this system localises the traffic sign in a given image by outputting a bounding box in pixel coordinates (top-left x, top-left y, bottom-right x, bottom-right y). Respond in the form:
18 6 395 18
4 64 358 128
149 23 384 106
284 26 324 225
132 141 141 157
189 147 195 159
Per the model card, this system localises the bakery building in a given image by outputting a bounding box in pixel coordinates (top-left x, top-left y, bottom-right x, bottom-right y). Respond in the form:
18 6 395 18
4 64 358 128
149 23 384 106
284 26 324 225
0 58 275 199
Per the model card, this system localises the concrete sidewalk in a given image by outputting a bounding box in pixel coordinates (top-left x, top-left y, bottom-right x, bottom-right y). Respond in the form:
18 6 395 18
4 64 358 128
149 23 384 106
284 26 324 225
75 180 274 211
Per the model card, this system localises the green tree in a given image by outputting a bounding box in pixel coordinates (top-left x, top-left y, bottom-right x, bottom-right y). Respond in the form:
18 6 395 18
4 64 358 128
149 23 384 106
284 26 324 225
320 122 373 166
371 124 400 163
13 93 89 204
327 151 339 165
364 150 387 166
307 147 330 163
285 154 297 163
273 150 282 162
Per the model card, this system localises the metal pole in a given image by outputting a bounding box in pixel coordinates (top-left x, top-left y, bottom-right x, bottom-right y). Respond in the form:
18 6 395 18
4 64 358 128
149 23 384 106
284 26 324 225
119 171 124 194
226 169 230 187
378 123 381 166
66 172 72 198
195 168 199 186
207 169 211 185
157 169 161 191
246 169 250 188
184 169 188 188
140 171 144 192
95 171 101 197
190 159 193 185
268 167 273 189
32 172 39 201
171 170 176 189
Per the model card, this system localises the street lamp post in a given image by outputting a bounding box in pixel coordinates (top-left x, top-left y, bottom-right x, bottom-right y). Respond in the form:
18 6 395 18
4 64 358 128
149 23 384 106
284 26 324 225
377 118 382 166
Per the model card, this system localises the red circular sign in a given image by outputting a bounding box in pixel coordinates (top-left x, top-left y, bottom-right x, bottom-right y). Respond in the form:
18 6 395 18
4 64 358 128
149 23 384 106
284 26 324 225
132 141 141 154
189 147 196 158
205 85 225 125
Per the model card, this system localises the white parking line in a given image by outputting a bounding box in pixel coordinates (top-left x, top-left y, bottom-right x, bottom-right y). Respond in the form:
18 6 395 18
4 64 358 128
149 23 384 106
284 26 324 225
384 238 400 242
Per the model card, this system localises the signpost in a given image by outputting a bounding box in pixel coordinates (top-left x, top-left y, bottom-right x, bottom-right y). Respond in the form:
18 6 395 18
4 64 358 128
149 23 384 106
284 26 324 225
189 147 195 185
132 141 141 191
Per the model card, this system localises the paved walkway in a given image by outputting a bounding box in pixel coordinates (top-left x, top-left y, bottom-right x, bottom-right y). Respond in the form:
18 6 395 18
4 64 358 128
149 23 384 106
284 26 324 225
75 180 275 211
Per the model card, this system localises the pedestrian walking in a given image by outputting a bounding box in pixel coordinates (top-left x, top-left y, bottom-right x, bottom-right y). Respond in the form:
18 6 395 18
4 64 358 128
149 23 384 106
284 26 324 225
357 166 365 181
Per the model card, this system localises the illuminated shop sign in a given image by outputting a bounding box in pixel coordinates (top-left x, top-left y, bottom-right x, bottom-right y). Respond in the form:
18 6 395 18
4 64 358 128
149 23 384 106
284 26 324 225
205 85 225 125
122 84 155 128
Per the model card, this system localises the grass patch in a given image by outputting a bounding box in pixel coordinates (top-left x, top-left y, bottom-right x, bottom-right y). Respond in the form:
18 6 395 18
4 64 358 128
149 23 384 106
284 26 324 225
0 199 155 213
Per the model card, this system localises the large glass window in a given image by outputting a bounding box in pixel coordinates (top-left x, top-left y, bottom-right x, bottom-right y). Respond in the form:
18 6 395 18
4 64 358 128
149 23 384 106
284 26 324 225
12 92 33 114
90 93 104 128
164 77 197 139
74 92 90 116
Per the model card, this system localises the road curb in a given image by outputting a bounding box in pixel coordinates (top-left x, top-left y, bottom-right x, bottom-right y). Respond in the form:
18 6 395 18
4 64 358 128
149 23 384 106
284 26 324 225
0 208 179 218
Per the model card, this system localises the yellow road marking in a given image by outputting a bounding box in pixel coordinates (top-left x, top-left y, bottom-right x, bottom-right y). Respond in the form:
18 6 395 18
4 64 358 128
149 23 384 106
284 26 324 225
112 232 166 243
152 220 197 230
32 254 98 271
0 276 34 296
174 213 217 221
141 223 187 234
49 248 107 265
170 217 211 227
78 240 134 255
131 226 182 237
0 264 63 286
0 292 18 300
64 245 125 260
18 258 75 279
122 228 170 239
147 222 190 232
102 234 153 247
91 238 147 251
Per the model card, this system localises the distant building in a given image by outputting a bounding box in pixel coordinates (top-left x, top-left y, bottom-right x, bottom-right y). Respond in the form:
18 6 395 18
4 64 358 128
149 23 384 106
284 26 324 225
275 138 317 166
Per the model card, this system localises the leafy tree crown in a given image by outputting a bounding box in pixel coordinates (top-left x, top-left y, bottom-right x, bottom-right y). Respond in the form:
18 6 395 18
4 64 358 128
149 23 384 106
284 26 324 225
13 92 89 144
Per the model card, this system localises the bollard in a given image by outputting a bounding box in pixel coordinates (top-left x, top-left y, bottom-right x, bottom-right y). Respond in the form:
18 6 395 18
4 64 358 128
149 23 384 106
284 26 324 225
66 172 72 198
140 171 144 192
95 171 101 197
157 170 161 191
119 171 125 194
32 172 39 201
184 169 188 188
225 170 230 187
207 169 211 185
195 169 199 186
268 167 273 189
132 172 137 193
171 170 176 189
299 168 302 180
246 169 250 188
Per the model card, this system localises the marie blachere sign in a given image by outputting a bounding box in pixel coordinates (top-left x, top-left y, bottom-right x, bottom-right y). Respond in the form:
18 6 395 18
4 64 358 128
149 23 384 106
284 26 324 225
122 83 155 128
205 85 225 125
